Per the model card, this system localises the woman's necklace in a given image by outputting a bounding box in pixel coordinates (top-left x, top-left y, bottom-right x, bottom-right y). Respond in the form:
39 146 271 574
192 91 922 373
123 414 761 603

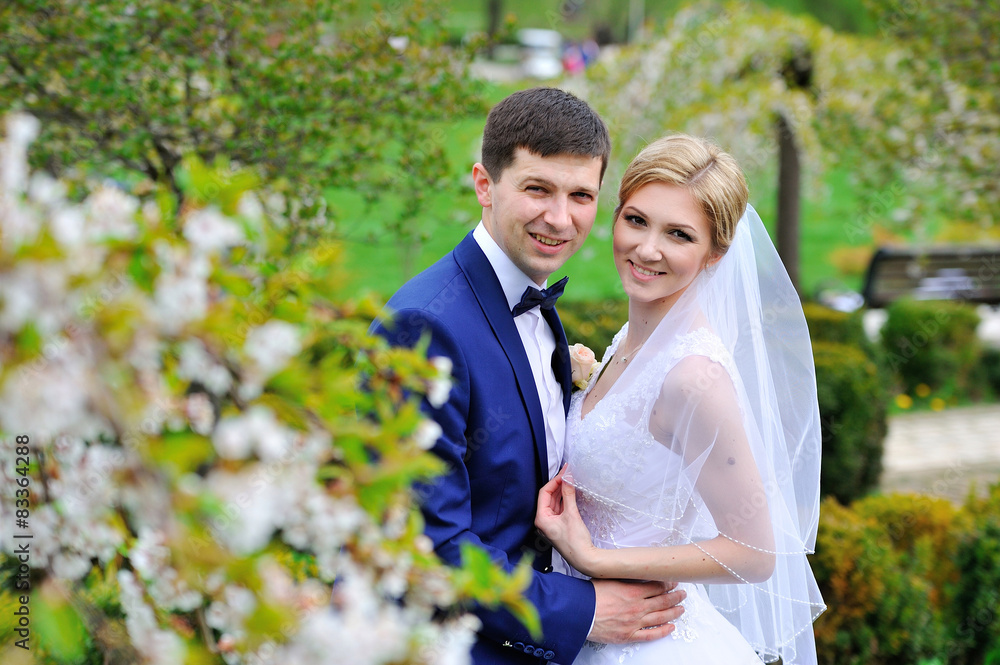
617 337 647 364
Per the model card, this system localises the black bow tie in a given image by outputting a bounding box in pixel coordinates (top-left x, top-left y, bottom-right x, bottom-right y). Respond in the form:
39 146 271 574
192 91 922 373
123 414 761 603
511 276 568 317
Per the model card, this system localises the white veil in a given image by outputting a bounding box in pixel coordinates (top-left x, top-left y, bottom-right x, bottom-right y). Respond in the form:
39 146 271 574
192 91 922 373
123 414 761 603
565 204 825 664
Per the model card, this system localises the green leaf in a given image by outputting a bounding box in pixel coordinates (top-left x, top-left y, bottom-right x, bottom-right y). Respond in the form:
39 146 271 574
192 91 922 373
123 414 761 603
33 587 90 662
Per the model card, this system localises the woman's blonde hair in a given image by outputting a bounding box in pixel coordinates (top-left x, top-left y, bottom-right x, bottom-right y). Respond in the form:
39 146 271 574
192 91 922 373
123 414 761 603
615 134 749 255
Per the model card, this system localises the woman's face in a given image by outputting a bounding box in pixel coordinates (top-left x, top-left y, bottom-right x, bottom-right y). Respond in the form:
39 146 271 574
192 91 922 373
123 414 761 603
613 182 719 315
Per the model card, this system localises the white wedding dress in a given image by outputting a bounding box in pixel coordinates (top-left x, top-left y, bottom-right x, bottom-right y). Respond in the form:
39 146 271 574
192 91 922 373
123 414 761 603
557 206 825 665
561 326 764 665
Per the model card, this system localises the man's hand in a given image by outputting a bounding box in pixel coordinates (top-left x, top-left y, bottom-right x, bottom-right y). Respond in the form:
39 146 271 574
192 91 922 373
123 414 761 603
588 579 686 643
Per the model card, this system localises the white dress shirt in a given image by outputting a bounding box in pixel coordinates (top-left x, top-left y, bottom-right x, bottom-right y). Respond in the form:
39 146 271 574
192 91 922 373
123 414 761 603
473 223 566 480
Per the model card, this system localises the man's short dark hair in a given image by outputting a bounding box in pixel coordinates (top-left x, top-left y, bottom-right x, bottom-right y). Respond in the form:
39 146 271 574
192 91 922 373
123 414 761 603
480 87 611 183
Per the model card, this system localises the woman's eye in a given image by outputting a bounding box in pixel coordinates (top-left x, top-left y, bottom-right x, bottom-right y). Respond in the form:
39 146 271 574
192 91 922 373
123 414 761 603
670 229 693 241
625 215 646 226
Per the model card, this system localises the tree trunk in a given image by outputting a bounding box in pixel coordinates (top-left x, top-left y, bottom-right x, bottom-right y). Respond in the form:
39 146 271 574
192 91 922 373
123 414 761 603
776 113 801 294
487 0 502 58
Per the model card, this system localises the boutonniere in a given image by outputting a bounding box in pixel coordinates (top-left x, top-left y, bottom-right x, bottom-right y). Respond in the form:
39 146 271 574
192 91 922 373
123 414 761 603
569 343 597 391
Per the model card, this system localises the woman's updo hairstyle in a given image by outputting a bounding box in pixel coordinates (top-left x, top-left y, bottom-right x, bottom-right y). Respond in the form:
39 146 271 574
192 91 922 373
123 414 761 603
615 134 749 256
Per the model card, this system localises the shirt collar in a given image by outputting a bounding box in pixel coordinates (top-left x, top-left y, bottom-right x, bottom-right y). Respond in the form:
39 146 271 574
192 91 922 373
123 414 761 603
473 222 546 312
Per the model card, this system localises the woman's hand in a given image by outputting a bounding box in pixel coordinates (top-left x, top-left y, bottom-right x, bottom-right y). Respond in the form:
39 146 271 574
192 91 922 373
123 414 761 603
535 466 605 577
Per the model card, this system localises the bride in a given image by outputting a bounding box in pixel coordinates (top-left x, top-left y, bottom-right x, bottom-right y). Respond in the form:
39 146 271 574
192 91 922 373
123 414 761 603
535 134 826 664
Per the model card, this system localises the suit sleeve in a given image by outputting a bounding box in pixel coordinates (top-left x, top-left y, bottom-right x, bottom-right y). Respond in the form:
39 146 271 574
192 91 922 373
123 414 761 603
371 306 596 662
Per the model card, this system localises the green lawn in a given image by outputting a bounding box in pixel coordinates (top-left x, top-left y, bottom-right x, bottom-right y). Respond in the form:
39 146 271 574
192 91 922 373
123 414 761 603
332 78 876 305
440 0 877 41
330 1 893 304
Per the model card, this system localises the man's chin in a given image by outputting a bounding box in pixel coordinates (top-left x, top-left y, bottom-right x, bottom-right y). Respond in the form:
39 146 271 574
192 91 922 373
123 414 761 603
527 258 569 283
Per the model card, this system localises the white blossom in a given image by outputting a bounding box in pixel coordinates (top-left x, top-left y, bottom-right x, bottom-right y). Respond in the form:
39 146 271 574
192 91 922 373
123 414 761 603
153 247 211 333
206 465 286 554
28 171 65 207
178 338 232 395
237 191 264 223
244 320 301 376
0 112 488 665
185 393 216 435
50 206 87 248
0 262 70 335
212 414 255 460
86 184 140 240
0 338 111 444
183 206 244 253
212 406 295 462
413 419 442 450
0 197 40 246
118 570 187 665
6 113 40 145
428 355 453 407
52 552 92 580
0 113 39 194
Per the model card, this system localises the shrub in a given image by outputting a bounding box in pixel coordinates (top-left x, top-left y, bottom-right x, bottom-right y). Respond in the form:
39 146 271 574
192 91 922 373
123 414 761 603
812 484 1000 665
558 298 629 358
803 302 871 349
812 493 962 665
881 299 983 395
812 341 889 503
948 484 1000 665
974 346 1000 398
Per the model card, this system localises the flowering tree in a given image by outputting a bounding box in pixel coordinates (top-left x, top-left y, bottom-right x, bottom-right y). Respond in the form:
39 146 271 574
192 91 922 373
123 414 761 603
0 114 536 664
575 0 1000 285
865 0 1000 232
0 0 487 251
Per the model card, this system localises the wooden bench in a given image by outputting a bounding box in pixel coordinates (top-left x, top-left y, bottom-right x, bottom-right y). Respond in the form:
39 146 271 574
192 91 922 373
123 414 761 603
862 245 1000 308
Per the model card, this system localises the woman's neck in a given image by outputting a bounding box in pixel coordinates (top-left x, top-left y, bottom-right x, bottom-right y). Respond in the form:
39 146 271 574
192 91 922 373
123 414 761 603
624 299 670 353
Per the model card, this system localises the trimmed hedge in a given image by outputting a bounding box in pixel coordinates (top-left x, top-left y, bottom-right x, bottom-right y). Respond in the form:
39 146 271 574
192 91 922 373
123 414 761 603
804 304 890 503
802 302 871 349
881 299 983 396
948 484 1000 665
812 341 889 503
813 485 1000 665
558 299 629 358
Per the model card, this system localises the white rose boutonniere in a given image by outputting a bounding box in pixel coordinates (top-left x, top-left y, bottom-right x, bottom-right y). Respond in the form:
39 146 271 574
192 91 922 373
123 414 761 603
569 343 597 391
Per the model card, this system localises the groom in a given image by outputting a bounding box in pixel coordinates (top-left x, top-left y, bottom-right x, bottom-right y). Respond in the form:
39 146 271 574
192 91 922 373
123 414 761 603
372 87 684 664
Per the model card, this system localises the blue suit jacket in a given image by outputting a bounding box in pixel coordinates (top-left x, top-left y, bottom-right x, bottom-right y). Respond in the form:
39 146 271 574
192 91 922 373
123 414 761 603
371 232 596 664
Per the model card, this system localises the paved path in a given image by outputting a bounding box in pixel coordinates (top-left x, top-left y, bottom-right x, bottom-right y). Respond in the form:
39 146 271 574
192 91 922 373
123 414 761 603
879 403 1000 502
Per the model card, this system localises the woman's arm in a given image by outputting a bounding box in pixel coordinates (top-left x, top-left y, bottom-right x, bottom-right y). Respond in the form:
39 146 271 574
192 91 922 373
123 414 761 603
536 473 774 584
536 356 776 585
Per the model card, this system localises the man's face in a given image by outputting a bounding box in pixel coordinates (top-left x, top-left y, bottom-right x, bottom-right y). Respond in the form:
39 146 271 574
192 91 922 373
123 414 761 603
474 148 603 286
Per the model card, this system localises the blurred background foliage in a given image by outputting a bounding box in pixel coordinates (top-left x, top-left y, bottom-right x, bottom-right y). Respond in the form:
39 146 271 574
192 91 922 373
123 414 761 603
2 0 999 662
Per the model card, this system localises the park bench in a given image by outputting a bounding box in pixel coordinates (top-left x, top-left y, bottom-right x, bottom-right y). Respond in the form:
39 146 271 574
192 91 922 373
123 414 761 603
862 245 1000 308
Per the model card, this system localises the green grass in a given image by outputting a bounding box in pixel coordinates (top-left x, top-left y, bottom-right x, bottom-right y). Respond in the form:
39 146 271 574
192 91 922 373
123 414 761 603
331 2 885 305
332 88 877 305
437 0 878 41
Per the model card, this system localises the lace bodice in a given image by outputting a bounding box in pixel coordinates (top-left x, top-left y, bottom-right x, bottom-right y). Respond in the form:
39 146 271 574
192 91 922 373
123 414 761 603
566 323 737 550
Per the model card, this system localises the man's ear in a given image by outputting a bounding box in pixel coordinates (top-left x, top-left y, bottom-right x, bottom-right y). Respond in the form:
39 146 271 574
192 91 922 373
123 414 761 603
472 163 493 208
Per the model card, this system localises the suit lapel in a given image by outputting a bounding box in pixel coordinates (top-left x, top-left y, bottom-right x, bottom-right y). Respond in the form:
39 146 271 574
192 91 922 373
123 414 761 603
454 234 549 479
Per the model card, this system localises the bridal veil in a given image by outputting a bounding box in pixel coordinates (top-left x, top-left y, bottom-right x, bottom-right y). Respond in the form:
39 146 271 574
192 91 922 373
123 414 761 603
566 204 826 664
